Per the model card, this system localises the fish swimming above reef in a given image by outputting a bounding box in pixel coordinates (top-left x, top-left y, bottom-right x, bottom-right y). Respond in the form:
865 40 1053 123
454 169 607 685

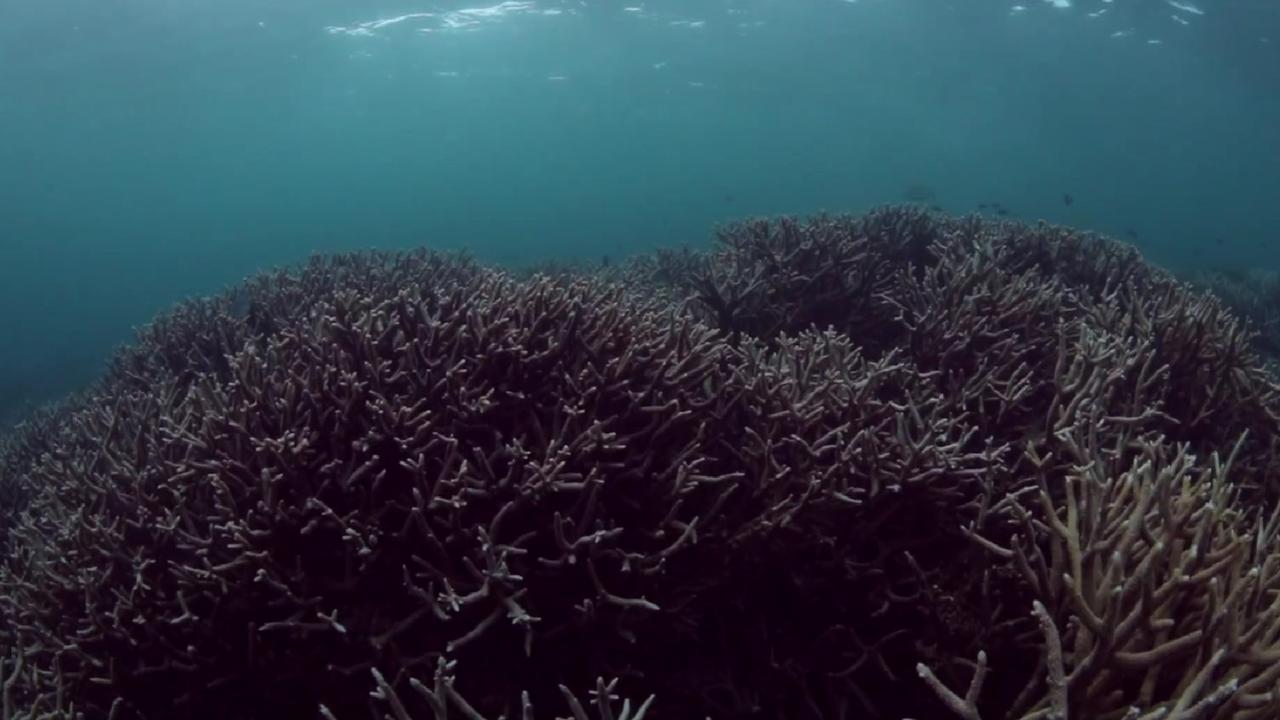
1126 228 1140 240
1063 193 1074 206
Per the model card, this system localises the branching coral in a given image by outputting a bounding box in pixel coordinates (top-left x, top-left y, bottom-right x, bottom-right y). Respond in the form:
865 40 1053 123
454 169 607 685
923 434 1280 719
5 254 979 719
1187 267 1280 367
0 263 749 718
3 209 1280 720
321 664 654 720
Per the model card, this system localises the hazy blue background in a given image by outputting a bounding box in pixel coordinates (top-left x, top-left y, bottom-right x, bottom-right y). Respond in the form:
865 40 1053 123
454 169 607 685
2 0 1278 427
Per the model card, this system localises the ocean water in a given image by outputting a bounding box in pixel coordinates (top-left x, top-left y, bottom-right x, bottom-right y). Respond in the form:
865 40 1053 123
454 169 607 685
1 0 1278 427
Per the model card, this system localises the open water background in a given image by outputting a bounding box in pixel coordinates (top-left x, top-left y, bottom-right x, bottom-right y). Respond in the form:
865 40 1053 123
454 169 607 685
1 0 1278 426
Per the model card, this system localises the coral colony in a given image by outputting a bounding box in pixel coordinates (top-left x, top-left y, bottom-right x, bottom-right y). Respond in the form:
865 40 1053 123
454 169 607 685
4 206 1280 719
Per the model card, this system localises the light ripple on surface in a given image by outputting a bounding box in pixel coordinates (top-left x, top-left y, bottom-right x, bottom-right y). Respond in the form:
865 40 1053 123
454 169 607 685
326 1 541 37
1167 1 1205 16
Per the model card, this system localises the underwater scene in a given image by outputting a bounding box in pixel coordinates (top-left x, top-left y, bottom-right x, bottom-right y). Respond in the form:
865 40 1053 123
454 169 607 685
2 0 1280 718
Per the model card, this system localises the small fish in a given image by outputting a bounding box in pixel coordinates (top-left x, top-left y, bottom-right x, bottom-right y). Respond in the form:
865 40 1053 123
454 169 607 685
1214 237 1224 246
723 193 736 203
929 204 944 213
995 208 1010 217
1063 193 1074 206
978 203 990 210
1125 228 1139 240
601 255 612 267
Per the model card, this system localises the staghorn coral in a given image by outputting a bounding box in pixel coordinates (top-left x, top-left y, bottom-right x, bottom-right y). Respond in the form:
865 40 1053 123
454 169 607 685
323 665 655 720
912 275 1280 718
104 251 485 390
1186 267 1280 370
1 251 988 720
3 209 1280 720
641 209 935 351
650 206 1280 502
0 396 87 552
1 261 743 718
634 207 1280 717
923 433 1280 720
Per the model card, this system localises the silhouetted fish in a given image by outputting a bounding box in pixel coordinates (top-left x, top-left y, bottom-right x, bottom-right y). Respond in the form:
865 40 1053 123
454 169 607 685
978 203 990 209
1125 228 1139 240
929 204 944 213
1215 237 1225 246
995 208 1010 217
723 193 736 203
1063 193 1074 206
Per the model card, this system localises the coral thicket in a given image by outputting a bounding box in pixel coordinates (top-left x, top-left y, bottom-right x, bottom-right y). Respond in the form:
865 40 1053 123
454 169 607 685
3 207 1280 720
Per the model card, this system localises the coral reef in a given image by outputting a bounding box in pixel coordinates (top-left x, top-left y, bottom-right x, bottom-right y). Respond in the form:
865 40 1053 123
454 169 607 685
922 433 1280 720
2 208 1280 720
1187 267 1280 369
646 208 1280 500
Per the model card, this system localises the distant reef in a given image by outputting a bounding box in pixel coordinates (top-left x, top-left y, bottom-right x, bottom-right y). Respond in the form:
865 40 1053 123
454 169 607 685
1187 266 1280 371
4 206 1280 720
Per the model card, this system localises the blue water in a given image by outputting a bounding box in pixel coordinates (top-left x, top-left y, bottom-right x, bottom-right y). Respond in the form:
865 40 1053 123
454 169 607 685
2 0 1278 426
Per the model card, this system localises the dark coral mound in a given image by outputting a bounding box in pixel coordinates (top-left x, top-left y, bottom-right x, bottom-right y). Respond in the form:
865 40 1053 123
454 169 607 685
4 208 1280 720
646 209 1280 499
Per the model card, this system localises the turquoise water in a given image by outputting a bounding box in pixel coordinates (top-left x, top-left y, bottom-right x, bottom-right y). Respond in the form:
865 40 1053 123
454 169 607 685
2 0 1278 425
